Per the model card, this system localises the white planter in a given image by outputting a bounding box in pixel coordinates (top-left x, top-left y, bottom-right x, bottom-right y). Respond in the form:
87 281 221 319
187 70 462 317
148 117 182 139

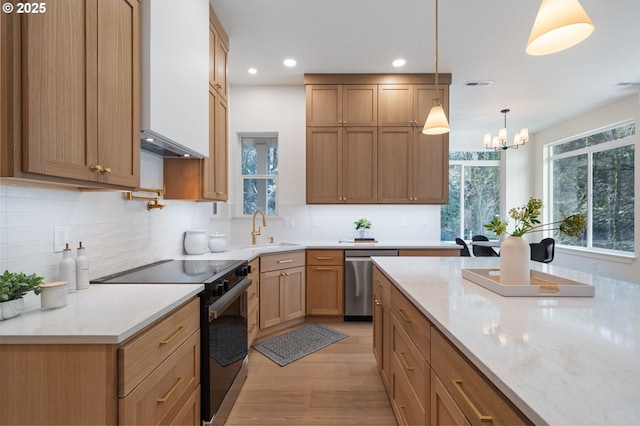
499 236 531 285
0 298 25 320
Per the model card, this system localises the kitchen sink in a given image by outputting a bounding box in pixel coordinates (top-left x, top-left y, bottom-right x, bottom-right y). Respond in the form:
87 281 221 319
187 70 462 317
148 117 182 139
234 242 304 253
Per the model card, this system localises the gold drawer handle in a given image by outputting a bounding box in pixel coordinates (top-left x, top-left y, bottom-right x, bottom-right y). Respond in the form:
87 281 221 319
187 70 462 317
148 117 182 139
315 256 334 260
277 259 293 264
374 299 382 306
157 377 183 403
315 267 336 271
397 308 412 323
159 326 186 345
399 351 414 371
90 164 104 173
452 379 493 423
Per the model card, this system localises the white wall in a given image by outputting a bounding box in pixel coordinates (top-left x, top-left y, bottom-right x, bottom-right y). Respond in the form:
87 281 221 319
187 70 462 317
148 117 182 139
532 94 640 282
226 85 443 246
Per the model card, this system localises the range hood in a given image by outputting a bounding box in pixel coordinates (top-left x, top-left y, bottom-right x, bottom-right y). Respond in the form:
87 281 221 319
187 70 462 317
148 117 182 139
140 130 203 159
140 0 209 159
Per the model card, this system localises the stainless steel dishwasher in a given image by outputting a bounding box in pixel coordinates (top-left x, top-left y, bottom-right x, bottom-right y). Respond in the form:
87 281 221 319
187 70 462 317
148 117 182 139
344 249 398 320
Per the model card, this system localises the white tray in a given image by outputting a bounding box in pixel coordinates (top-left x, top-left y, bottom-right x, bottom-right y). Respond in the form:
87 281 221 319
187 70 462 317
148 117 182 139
461 268 595 297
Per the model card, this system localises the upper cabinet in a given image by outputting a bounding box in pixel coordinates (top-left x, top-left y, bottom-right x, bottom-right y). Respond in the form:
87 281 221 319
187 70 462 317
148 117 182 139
141 0 209 157
305 74 450 205
164 5 229 202
0 0 140 189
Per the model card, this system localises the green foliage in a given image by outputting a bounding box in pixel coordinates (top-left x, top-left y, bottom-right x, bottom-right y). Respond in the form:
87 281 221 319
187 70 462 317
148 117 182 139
353 218 372 230
484 197 586 238
0 271 44 301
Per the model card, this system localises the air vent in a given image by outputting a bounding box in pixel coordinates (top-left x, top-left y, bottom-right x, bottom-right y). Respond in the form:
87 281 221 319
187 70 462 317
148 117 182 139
464 80 493 87
614 81 640 88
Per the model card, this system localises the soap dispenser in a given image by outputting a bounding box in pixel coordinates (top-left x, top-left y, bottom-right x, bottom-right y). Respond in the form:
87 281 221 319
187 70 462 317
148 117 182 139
59 243 77 293
76 242 90 290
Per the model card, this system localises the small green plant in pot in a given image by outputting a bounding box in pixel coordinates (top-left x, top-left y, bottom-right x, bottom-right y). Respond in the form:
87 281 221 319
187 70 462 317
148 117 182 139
354 218 372 239
0 270 44 320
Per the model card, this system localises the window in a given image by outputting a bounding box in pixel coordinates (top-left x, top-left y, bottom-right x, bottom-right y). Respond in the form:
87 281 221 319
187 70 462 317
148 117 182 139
548 122 635 252
241 135 278 215
441 151 501 240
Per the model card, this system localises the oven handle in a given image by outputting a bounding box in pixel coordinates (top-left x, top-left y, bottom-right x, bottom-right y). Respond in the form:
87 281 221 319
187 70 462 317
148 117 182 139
208 277 252 320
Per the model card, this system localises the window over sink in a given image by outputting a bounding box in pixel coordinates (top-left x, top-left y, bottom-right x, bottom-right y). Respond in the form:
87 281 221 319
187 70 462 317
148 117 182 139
241 134 278 215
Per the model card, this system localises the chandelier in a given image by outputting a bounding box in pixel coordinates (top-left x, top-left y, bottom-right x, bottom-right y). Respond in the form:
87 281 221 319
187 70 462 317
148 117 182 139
483 109 529 150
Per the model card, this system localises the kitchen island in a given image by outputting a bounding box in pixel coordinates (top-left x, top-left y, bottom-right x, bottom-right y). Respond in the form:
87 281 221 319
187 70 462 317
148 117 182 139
373 256 640 425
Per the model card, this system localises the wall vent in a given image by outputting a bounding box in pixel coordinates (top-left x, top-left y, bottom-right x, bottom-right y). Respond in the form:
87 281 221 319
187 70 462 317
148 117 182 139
614 81 640 87
464 80 493 87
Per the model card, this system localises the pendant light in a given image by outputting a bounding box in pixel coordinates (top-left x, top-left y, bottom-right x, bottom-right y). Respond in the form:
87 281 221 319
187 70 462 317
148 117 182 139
422 0 449 135
526 0 595 56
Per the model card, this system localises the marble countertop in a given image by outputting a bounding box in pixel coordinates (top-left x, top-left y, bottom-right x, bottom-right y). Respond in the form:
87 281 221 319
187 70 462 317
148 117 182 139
372 256 640 425
0 283 203 344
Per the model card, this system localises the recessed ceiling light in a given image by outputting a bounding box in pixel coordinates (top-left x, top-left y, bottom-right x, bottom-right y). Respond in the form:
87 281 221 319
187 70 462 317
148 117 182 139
248 68 258 74
283 58 297 67
392 59 406 67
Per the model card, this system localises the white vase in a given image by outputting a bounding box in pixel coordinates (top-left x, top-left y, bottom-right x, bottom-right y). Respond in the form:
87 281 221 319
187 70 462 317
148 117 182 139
184 230 207 255
0 298 25 320
499 236 531 285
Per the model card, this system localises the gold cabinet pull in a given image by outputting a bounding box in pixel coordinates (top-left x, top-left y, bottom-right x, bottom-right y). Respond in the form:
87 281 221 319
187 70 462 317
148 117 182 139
452 379 493 423
316 256 334 260
397 308 412 323
277 259 293 264
159 326 186 345
214 82 223 89
315 267 336 271
90 164 104 173
399 351 414 371
157 377 183 403
101 167 112 175
374 299 382 306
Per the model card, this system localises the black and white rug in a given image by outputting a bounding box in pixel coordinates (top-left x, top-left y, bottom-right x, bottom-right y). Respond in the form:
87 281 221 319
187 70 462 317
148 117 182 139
252 323 349 367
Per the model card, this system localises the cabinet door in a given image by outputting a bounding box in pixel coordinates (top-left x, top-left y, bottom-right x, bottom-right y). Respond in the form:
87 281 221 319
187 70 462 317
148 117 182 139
21 0 96 181
431 371 470 426
211 27 228 101
282 266 305 321
259 271 283 328
411 129 448 203
96 0 140 187
306 127 343 203
377 127 412 203
342 127 377 203
342 85 377 126
378 85 414 126
306 85 342 126
373 285 384 372
203 89 228 200
306 265 344 315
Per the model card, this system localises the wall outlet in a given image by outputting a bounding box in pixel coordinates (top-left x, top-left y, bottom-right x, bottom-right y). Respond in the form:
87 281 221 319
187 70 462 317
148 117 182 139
399 218 407 227
284 217 295 227
53 226 69 252
311 217 319 227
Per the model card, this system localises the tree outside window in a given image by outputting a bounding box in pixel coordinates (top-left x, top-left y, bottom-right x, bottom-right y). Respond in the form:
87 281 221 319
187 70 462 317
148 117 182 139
549 122 635 252
241 135 278 215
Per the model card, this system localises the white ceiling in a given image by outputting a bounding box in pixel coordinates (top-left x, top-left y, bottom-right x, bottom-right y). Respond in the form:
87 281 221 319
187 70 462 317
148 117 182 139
210 0 640 144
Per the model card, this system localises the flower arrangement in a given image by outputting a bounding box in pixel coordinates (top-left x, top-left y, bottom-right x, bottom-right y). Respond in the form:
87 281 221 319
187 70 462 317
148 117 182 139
483 197 586 238
353 218 372 230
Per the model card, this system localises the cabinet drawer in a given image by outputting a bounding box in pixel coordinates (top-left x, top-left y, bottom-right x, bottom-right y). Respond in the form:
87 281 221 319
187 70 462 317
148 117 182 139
431 329 531 426
170 384 201 426
391 314 429 405
390 285 431 361
119 330 200 425
390 357 427 426
248 258 260 279
260 250 305 272
248 304 259 347
247 280 259 312
306 249 344 265
119 298 200 396
373 267 391 303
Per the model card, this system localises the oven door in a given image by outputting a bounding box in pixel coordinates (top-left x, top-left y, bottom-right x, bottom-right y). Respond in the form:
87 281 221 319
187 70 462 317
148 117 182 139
201 277 251 425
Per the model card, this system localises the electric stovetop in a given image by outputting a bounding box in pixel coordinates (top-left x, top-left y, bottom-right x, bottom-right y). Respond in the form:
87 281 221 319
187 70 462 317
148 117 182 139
91 259 246 284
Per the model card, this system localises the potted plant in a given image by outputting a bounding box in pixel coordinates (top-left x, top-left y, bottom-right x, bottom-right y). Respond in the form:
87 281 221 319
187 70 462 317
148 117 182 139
353 218 372 239
0 270 44 320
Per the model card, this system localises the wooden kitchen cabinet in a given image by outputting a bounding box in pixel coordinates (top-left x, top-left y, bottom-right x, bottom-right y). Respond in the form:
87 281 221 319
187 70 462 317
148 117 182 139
431 371 470 426
373 266 392 390
305 249 344 316
0 298 200 426
247 258 260 346
306 126 377 204
259 251 306 329
378 85 447 128
306 84 377 127
0 0 140 189
164 6 228 202
377 126 448 204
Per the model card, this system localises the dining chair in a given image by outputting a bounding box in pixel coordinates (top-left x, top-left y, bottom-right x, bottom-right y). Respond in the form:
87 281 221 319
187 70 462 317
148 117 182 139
471 235 499 257
530 238 555 263
455 238 471 257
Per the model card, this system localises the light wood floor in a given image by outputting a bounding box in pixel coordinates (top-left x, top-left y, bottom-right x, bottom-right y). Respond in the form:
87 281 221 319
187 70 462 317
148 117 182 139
226 318 397 425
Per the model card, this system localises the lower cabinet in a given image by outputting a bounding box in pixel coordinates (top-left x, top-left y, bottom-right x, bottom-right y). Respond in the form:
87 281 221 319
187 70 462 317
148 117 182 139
259 251 305 329
247 257 260 347
372 266 532 426
305 249 344 315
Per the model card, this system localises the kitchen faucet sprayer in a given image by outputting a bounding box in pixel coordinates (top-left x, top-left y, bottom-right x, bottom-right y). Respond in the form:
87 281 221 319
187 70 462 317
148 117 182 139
251 209 267 244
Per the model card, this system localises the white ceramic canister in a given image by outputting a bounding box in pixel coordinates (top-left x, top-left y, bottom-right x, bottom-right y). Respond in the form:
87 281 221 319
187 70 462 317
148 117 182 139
208 233 228 253
184 229 207 255
40 281 68 309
